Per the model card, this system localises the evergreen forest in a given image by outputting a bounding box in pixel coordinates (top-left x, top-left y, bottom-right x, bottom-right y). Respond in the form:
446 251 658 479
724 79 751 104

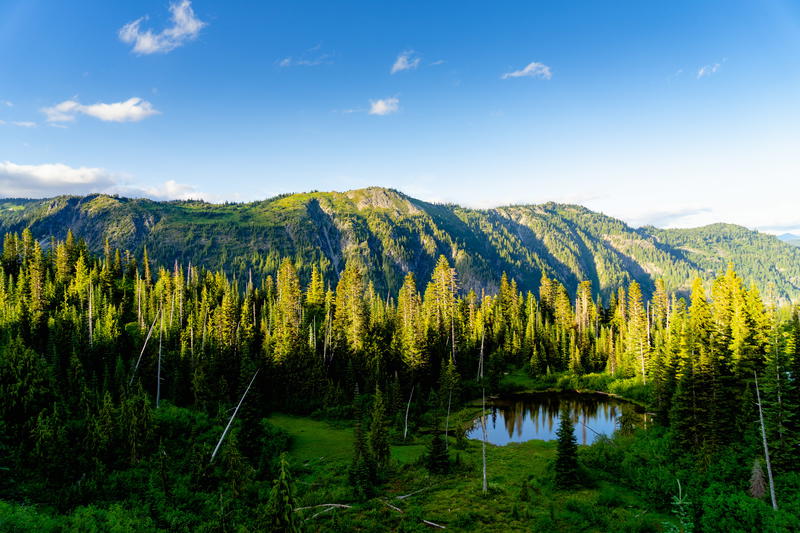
1 226 799 532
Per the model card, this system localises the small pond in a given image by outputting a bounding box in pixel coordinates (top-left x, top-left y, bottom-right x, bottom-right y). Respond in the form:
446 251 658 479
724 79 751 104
466 392 648 446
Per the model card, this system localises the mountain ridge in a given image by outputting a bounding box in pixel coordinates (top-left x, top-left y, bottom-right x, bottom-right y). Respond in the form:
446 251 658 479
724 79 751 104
1 187 799 303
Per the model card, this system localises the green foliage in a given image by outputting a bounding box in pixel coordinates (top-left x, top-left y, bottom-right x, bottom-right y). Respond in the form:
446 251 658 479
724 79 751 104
425 434 450 475
661 481 694 533
368 387 390 469
260 453 301 533
0 225 797 531
555 407 580 489
4 190 800 303
349 417 376 499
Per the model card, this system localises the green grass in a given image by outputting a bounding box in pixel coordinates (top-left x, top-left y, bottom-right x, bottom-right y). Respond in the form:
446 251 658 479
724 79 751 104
501 368 543 391
390 443 427 465
267 413 355 463
499 368 652 407
267 413 427 466
269 410 671 532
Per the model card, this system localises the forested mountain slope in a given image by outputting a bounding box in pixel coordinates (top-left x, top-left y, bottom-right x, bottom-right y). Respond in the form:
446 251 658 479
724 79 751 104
1 188 799 302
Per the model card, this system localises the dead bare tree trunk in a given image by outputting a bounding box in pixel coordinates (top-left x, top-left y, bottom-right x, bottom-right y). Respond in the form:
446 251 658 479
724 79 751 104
137 275 142 327
210 369 260 463
156 327 162 408
754 371 778 510
130 309 161 386
88 281 93 347
404 384 415 441
479 330 487 494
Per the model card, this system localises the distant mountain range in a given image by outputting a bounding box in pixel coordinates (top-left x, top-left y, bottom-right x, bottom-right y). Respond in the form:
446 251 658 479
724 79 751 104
2 187 799 303
778 233 800 248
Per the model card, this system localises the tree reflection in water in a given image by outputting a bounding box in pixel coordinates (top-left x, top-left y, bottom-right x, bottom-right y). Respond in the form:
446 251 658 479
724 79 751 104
467 393 647 446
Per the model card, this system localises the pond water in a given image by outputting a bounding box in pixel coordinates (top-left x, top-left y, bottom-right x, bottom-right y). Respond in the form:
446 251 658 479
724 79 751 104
466 392 647 446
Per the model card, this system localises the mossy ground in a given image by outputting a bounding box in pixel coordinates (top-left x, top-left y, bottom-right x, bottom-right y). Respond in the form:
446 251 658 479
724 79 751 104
271 407 672 532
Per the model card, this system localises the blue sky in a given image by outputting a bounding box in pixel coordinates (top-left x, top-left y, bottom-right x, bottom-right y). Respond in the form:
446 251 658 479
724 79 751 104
1 0 799 232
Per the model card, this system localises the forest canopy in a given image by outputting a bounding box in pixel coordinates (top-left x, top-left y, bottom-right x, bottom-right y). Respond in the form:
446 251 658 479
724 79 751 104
1 228 799 531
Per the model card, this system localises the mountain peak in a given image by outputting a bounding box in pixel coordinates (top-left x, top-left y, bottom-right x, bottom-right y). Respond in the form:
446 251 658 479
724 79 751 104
343 187 422 215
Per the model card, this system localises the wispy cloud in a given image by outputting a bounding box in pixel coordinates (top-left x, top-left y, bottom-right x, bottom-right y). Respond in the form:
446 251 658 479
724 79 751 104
115 179 205 200
757 222 800 235
697 62 721 79
0 160 205 200
667 68 683 82
628 207 712 228
119 0 207 55
42 97 160 123
369 97 399 116
277 44 333 67
391 50 421 74
2 101 12 107
278 56 327 67
430 59 445 66
333 107 363 114
0 120 37 127
501 62 552 80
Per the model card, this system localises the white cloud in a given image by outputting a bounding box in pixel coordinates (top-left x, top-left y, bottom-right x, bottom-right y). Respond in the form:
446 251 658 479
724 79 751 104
278 46 333 68
278 55 332 67
626 206 713 228
667 68 683 82
391 51 421 74
0 161 205 200
42 98 160 123
119 0 206 55
501 62 552 80
138 180 201 200
113 179 205 200
2 101 12 107
12 121 36 128
697 63 721 78
0 161 118 197
369 97 399 116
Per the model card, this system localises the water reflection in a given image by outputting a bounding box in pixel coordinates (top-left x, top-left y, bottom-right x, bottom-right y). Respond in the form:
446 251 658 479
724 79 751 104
466 393 647 446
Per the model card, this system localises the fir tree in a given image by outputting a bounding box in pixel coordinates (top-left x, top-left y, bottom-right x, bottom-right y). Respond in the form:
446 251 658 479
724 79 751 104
260 453 301 533
554 406 579 489
368 387 390 469
349 411 376 499
425 433 450 474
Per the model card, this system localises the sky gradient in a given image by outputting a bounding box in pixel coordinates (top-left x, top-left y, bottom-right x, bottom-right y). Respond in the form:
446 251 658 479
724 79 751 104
1 1 799 233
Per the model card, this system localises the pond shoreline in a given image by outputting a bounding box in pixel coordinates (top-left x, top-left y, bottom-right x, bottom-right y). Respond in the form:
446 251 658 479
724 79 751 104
467 388 648 411
498 387 649 410
463 388 651 446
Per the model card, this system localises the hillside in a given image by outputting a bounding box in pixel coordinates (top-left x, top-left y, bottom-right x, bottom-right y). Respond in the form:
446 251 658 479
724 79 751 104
1 188 799 302
779 233 800 248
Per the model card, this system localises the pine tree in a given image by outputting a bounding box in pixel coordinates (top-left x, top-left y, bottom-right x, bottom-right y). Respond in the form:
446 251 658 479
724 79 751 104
260 452 301 533
368 387 390 469
426 433 450 474
334 258 368 354
626 281 649 382
397 272 424 369
305 264 325 308
349 418 376 499
274 258 302 362
554 406 579 489
651 278 669 330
